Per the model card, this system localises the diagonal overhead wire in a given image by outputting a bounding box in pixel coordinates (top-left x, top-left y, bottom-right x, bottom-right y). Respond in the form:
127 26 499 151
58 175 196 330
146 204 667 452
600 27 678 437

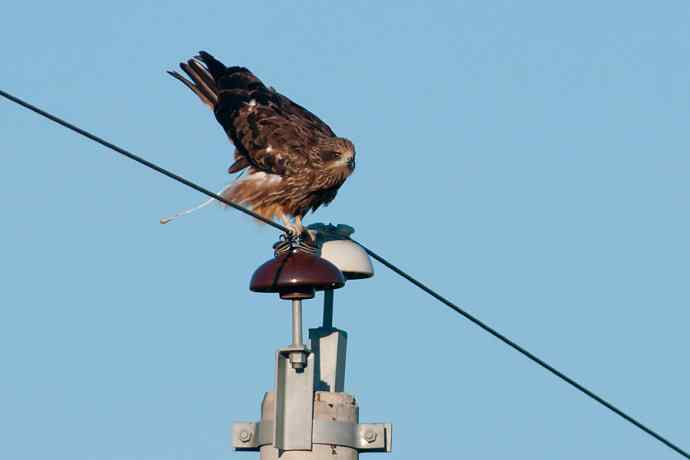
350 238 689 458
0 89 286 232
1 88 688 459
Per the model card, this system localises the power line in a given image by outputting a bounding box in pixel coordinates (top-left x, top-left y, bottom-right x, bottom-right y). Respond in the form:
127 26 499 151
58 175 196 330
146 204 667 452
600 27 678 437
352 239 689 458
2 88 688 459
0 89 286 233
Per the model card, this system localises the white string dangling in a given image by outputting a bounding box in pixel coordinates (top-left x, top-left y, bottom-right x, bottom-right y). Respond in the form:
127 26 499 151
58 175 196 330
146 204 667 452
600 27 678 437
160 183 232 224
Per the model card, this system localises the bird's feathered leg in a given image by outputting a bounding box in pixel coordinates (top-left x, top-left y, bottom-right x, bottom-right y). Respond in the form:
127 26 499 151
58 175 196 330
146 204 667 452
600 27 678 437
294 215 305 237
293 215 317 244
276 210 307 240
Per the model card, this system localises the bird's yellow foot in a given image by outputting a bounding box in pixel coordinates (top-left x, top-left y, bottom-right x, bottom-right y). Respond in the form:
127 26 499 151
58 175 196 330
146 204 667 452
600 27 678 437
286 222 307 240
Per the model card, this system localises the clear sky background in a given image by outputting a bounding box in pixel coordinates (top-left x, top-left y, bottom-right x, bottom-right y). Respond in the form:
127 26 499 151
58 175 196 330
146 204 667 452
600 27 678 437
1 1 689 459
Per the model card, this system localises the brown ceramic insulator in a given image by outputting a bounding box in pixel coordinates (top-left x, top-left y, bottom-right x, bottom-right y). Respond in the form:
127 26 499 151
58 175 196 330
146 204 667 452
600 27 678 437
250 249 346 300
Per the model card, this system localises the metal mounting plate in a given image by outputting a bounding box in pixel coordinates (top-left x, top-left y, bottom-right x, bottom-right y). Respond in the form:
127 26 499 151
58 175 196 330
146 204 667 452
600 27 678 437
233 420 392 452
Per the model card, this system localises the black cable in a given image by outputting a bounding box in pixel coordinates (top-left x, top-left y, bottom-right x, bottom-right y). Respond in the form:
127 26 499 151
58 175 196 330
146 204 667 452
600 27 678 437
0 89 287 233
2 88 688 459
352 239 690 459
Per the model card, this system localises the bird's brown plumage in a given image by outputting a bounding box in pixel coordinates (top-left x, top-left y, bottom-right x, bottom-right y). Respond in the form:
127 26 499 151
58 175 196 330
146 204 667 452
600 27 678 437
168 51 355 232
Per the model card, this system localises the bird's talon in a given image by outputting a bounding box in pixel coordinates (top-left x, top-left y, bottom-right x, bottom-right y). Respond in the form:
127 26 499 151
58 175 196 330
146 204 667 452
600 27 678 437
284 223 310 244
290 225 306 237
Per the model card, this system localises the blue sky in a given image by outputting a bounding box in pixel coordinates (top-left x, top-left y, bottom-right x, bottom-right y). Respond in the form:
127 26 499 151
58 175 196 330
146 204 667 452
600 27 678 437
1 1 689 459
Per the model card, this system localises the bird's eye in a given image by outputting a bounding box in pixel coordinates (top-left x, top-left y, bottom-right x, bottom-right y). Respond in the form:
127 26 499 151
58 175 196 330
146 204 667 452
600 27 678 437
320 150 341 162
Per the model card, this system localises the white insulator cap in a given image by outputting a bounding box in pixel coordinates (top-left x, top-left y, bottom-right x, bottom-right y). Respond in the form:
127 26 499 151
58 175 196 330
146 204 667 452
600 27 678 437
307 223 374 280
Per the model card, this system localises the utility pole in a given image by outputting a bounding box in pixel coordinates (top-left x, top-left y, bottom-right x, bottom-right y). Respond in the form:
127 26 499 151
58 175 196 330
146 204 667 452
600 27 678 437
232 224 392 459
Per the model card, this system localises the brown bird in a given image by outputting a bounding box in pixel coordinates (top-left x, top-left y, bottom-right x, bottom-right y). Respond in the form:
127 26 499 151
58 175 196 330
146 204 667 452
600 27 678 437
162 51 356 236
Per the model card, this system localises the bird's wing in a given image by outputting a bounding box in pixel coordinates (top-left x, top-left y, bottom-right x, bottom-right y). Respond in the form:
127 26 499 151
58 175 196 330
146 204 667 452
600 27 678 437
224 101 317 176
170 52 336 177
272 91 336 138
213 78 335 176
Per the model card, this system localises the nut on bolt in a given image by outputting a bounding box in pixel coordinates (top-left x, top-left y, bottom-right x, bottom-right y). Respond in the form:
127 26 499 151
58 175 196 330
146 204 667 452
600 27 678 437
239 430 252 443
364 430 377 443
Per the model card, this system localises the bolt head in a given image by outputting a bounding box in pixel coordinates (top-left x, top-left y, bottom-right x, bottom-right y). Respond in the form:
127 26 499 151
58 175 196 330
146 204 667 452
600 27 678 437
289 350 308 369
239 430 252 443
364 430 377 443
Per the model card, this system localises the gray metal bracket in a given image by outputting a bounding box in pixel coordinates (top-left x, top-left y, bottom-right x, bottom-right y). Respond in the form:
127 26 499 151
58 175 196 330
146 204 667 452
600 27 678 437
233 420 392 453
274 347 315 450
309 327 348 392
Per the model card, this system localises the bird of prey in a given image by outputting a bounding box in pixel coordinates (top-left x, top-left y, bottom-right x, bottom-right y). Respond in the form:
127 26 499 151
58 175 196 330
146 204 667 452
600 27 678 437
162 51 356 237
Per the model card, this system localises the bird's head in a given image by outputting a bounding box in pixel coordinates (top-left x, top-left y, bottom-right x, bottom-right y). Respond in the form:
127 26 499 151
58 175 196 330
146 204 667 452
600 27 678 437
318 137 356 174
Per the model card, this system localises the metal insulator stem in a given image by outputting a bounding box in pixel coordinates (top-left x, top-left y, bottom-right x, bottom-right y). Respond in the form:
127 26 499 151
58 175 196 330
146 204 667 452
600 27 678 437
291 299 303 347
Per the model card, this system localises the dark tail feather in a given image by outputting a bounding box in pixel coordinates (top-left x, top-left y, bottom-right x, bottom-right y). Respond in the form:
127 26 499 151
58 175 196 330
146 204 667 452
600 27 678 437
197 51 262 92
168 57 220 108
188 60 217 94
197 51 227 80
180 62 218 104
167 70 212 107
169 52 265 109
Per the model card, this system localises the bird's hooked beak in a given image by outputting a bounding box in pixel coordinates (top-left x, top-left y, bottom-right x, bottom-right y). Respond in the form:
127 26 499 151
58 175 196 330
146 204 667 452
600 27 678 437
347 157 356 171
